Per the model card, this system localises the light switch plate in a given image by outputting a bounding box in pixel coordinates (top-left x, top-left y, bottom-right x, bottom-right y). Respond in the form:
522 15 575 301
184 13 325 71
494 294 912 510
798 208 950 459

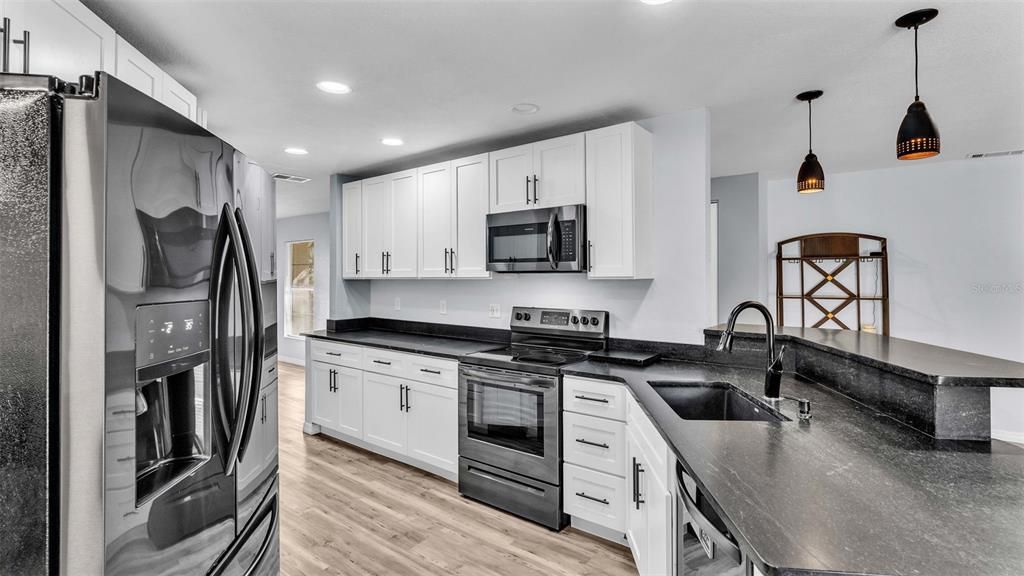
440 299 447 315
488 304 501 318
394 297 401 311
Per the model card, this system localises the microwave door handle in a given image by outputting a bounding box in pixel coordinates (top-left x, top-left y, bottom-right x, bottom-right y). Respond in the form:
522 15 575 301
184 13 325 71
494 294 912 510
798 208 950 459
546 211 558 270
217 204 255 477
233 208 265 464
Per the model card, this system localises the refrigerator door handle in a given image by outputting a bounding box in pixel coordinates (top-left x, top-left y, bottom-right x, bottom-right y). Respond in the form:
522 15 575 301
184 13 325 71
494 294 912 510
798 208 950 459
234 207 265 464
215 203 256 477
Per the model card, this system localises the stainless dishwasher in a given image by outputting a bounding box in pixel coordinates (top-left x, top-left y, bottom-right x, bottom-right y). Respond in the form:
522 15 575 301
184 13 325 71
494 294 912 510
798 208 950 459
676 463 749 575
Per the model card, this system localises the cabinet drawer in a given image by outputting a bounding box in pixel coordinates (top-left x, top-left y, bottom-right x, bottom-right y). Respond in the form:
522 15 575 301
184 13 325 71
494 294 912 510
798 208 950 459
404 354 458 389
563 377 626 421
310 339 362 369
262 354 278 389
563 463 627 533
563 412 627 477
362 348 408 377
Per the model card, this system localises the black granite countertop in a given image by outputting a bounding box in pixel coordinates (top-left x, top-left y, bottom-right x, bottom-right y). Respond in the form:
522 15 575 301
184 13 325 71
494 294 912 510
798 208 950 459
303 329 503 359
706 324 1024 387
562 359 1024 576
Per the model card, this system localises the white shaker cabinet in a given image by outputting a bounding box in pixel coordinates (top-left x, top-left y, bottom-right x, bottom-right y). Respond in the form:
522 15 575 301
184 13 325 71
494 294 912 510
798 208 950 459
626 394 674 576
341 181 363 279
361 372 408 453
585 122 654 279
532 133 585 209
405 380 458 472
417 161 455 278
161 74 198 123
114 35 162 99
259 171 277 282
452 153 491 278
489 143 534 213
309 362 341 429
360 176 389 279
4 0 115 79
489 134 585 214
388 170 419 278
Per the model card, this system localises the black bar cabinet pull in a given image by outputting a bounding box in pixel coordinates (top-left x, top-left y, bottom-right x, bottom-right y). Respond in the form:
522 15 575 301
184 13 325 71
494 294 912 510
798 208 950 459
575 438 610 449
632 457 639 507
449 248 456 274
381 251 385 274
575 492 609 506
373 359 392 366
526 176 530 204
574 394 609 404
404 385 410 412
420 368 442 375
326 351 341 356
444 248 450 274
355 253 360 274
399 384 405 411
635 460 646 509
12 28 28 74
386 251 391 274
532 174 538 204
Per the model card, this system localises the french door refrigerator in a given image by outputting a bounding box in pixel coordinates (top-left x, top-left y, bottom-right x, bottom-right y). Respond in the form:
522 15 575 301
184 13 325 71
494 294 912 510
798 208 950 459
0 72 279 575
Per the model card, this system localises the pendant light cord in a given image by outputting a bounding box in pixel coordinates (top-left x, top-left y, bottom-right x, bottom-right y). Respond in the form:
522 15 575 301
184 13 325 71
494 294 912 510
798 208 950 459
807 100 813 153
914 25 920 101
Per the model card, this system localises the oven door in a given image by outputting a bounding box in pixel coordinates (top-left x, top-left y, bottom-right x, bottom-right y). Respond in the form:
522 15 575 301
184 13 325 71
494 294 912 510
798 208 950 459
486 204 585 272
459 365 561 484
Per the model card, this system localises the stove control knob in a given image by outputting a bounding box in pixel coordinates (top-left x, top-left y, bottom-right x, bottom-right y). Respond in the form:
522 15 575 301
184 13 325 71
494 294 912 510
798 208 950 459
515 312 523 321
590 316 600 326
523 313 532 321
571 316 579 325
581 317 590 326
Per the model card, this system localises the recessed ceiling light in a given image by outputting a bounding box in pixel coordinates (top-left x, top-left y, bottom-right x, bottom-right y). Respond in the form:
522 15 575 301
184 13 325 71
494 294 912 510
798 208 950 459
512 102 540 115
381 137 404 146
640 0 672 4
316 81 351 95
284 147 308 155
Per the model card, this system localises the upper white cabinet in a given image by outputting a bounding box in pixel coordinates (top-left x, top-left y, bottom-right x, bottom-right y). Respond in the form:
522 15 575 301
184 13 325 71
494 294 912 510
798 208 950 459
341 181 363 278
360 176 389 278
489 133 585 214
389 170 418 278
161 74 198 123
3 0 115 79
452 154 491 278
259 170 277 281
114 35 163 99
586 122 654 279
417 155 491 280
418 161 455 279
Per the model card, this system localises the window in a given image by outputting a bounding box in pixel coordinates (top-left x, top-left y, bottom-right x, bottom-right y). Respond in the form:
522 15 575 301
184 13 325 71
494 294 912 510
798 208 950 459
285 240 315 338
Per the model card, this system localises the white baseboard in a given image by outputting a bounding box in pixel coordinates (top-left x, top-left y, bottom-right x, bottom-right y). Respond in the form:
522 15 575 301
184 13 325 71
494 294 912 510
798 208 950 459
278 355 305 366
992 429 1024 446
303 422 321 435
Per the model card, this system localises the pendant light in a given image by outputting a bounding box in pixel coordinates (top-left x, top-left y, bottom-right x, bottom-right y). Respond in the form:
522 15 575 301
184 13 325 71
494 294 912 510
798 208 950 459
895 8 940 160
796 90 825 194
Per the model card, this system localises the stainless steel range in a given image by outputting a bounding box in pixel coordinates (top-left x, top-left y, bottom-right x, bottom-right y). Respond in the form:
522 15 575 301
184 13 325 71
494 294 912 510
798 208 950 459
458 306 609 529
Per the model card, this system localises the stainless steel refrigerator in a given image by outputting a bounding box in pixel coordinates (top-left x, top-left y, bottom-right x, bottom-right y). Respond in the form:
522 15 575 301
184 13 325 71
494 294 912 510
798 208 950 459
0 72 279 575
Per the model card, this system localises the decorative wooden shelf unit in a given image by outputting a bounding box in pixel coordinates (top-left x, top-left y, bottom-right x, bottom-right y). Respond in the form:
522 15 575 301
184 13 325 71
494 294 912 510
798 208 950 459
776 233 889 335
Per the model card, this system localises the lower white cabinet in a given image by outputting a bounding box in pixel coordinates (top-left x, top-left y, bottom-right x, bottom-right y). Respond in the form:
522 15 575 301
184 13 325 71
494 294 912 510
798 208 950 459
405 381 458 471
362 372 409 453
626 394 674 576
306 339 458 478
238 379 279 496
564 462 628 533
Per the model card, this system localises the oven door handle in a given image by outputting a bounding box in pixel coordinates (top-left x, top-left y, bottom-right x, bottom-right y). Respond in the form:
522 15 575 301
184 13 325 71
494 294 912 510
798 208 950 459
459 367 556 390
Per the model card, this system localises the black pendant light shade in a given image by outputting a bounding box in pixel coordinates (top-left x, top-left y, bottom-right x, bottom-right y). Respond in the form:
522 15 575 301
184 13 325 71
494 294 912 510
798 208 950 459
895 9 940 160
796 90 824 194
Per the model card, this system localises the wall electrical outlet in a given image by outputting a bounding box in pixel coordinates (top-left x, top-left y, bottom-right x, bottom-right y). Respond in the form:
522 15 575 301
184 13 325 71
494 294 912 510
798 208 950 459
488 304 501 318
394 297 401 311
440 299 447 315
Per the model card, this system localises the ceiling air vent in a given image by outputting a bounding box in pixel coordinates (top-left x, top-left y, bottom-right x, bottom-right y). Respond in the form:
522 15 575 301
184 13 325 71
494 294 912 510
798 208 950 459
272 172 311 184
965 149 1024 159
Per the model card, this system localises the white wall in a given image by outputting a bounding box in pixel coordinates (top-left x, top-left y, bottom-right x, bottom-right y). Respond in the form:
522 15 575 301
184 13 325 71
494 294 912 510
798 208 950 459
763 155 1024 440
276 212 332 364
363 109 711 343
710 173 761 323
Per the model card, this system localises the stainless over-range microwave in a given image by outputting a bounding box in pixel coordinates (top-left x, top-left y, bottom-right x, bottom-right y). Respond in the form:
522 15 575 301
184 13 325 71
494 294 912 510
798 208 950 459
486 204 587 273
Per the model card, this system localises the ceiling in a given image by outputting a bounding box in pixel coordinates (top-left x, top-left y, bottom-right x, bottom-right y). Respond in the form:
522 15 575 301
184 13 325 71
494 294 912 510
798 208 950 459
83 0 1024 218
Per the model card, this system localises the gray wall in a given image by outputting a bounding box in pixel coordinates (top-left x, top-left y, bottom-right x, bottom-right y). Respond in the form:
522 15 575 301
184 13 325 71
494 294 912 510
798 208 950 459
710 173 761 323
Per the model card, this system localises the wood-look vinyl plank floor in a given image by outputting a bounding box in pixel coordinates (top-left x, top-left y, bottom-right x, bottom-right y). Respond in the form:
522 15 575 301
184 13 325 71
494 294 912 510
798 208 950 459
276 361 638 576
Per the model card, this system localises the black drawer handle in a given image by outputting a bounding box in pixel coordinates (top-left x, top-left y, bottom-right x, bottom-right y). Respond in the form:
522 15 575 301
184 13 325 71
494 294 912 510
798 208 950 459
325 351 342 356
420 368 442 375
373 360 392 366
267 366 276 373
574 394 609 404
575 492 609 505
575 438 610 449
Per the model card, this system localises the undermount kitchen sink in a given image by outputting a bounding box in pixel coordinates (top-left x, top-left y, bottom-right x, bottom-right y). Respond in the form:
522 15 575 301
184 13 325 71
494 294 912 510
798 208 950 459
649 381 788 422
